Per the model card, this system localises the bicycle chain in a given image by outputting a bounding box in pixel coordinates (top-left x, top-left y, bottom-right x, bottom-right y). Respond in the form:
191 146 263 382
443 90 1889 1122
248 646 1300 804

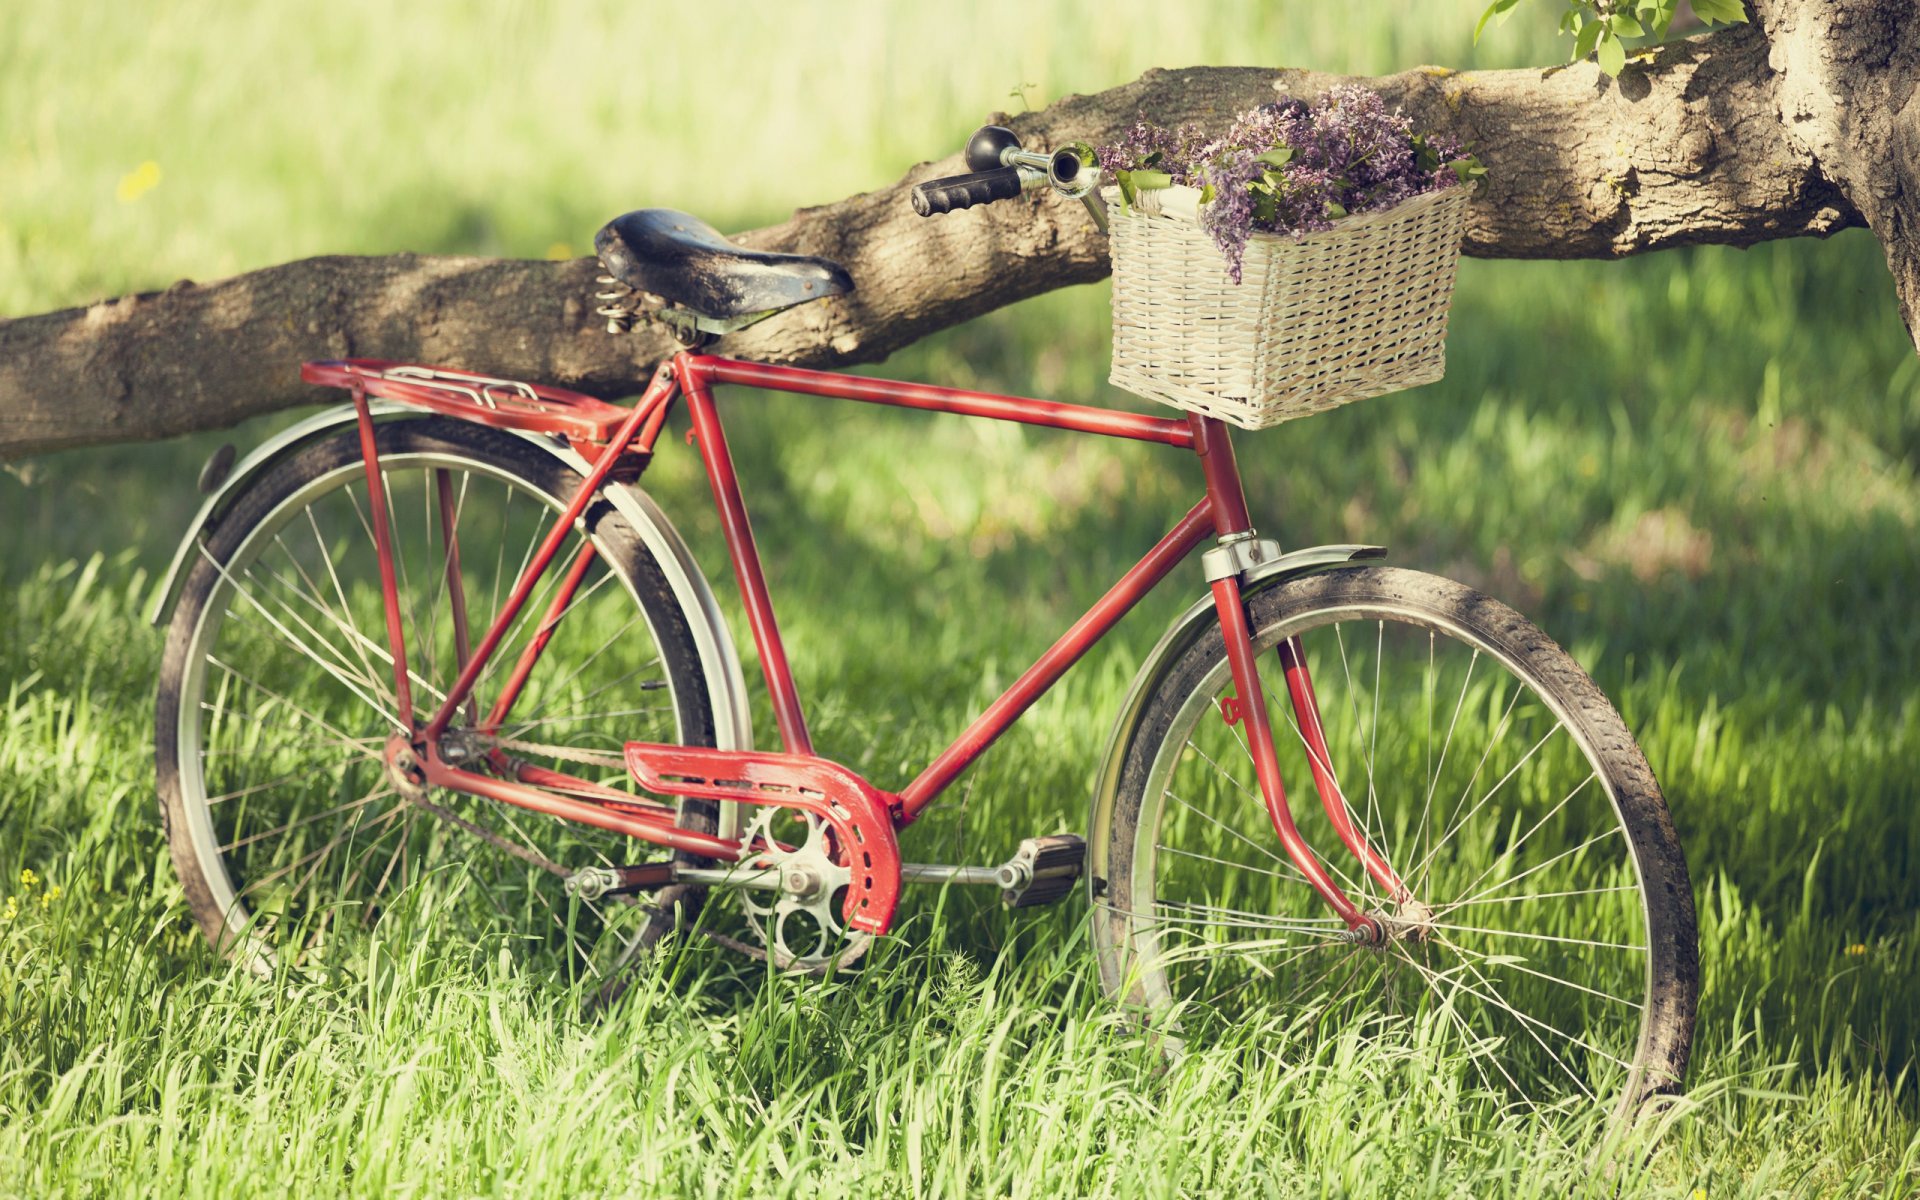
410 736 642 878
408 793 569 877
492 736 629 772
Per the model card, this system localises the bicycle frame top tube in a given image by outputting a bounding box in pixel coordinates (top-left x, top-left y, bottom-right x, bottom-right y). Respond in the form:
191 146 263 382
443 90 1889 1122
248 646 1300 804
678 356 1197 448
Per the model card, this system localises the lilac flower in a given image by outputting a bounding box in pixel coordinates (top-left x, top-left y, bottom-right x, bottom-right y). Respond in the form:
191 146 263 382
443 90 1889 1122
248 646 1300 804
1097 119 1210 183
1100 86 1479 280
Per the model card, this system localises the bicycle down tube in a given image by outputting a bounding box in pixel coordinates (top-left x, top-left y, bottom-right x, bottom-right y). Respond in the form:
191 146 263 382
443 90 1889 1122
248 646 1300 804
346 350 1395 933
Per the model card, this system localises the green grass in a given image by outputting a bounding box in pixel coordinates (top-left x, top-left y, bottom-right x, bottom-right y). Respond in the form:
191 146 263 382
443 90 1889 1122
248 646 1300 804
4 1 1920 1195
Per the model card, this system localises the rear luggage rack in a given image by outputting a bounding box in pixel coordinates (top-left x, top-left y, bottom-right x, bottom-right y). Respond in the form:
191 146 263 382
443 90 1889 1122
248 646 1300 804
302 359 636 448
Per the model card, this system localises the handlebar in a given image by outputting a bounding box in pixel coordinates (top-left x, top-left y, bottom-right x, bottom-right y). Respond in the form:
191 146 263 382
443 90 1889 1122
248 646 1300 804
909 126 1101 226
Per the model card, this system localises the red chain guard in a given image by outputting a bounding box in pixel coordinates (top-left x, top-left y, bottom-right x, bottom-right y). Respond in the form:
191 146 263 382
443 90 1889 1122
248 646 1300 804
622 743 904 935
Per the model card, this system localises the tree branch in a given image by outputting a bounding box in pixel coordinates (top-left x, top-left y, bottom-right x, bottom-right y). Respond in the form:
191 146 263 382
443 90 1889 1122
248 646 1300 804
0 24 1855 459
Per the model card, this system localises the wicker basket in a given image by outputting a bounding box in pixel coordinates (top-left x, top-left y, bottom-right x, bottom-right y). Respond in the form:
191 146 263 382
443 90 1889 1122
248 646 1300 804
1106 183 1471 430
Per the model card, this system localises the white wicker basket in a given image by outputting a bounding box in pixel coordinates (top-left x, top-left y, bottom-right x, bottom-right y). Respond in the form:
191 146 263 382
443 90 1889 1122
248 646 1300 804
1106 183 1471 430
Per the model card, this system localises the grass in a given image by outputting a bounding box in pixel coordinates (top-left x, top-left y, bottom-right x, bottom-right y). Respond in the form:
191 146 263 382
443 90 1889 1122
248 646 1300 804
4 1 1920 1195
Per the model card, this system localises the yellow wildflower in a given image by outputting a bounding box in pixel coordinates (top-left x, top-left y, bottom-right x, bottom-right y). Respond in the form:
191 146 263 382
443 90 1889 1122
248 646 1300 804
1844 943 1867 957
2 896 16 921
41 884 61 908
117 160 163 203
19 868 37 889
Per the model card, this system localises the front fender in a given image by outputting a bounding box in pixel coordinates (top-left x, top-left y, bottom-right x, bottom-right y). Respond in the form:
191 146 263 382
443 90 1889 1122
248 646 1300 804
1085 543 1386 898
147 405 756 781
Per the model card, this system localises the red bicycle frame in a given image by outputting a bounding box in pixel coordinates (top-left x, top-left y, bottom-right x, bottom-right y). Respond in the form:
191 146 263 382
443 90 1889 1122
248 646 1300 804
306 350 1407 938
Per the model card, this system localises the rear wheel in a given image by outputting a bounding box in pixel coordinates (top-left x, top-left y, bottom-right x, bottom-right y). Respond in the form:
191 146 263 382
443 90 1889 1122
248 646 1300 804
155 418 720 986
1094 567 1697 1124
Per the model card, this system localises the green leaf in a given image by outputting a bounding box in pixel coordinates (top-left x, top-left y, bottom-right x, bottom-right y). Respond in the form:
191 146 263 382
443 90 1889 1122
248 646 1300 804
1114 170 1136 212
1596 29 1627 76
1198 183 1216 205
1325 200 1348 219
1473 0 1522 44
1690 0 1748 23
1413 132 1442 173
1128 169 1173 191
1609 13 1644 37
1141 150 1163 169
1572 17 1602 62
1253 147 1294 168
1450 158 1487 184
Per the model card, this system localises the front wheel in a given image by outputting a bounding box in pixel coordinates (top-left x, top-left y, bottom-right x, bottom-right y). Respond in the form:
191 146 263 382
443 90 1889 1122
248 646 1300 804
1092 567 1697 1124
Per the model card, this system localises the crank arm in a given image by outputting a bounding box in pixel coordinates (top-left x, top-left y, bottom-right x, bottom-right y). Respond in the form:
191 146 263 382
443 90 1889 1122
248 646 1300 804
564 862 676 900
670 835 1086 909
674 861 997 889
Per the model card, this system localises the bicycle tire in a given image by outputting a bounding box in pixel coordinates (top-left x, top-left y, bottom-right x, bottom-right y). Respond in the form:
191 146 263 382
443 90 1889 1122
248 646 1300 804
155 418 720 988
1094 566 1697 1124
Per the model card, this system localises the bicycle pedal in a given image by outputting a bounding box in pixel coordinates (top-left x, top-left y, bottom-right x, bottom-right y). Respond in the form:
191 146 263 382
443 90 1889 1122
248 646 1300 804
998 834 1085 908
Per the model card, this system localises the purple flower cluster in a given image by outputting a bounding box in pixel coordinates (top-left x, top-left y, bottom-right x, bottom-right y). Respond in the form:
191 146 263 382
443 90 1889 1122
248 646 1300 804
1099 86 1474 282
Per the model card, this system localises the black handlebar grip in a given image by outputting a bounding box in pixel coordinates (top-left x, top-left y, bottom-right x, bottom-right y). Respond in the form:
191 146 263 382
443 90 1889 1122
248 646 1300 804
911 166 1024 217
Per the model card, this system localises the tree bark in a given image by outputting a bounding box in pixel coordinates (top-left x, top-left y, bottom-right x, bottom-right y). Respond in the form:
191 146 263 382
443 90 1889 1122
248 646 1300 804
1752 0 1920 341
0 18 1884 460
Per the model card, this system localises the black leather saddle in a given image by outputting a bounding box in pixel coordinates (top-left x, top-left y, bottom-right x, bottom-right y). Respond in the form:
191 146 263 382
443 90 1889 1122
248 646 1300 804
593 209 854 323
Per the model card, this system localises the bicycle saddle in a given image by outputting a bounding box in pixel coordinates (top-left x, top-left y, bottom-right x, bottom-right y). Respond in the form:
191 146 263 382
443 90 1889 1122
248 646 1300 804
593 209 853 323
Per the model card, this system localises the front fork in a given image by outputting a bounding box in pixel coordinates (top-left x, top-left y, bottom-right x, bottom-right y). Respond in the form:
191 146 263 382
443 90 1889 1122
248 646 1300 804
1192 415 1410 942
1209 571 1413 941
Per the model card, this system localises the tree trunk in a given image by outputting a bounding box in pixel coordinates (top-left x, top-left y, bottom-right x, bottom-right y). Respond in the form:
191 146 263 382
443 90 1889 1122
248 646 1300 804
1 12 1903 461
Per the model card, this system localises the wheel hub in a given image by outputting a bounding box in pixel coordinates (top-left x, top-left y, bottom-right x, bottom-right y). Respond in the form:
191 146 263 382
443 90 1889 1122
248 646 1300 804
384 733 429 802
1366 898 1435 945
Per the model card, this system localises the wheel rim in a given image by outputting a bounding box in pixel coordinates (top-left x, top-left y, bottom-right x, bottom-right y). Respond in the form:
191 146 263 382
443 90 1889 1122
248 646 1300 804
1118 599 1659 1118
172 446 693 979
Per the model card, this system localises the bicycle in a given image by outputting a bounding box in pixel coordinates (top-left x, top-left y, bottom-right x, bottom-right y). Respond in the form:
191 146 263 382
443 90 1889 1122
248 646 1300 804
152 126 1698 1124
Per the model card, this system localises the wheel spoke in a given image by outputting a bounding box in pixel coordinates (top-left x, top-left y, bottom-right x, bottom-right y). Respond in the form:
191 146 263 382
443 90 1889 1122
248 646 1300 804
1391 940 1599 1103
220 791 389 848
1442 819 1622 917
1151 897 1345 932
1406 723 1568 890
198 541 407 731
1165 784 1308 883
1435 932 1643 1011
235 789 405 902
202 656 388 756
1424 920 1643 956
1153 841 1310 886
1434 941 1633 1076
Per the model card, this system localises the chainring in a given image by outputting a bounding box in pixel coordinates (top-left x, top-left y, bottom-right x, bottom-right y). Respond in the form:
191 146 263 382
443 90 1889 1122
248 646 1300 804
734 808 873 974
